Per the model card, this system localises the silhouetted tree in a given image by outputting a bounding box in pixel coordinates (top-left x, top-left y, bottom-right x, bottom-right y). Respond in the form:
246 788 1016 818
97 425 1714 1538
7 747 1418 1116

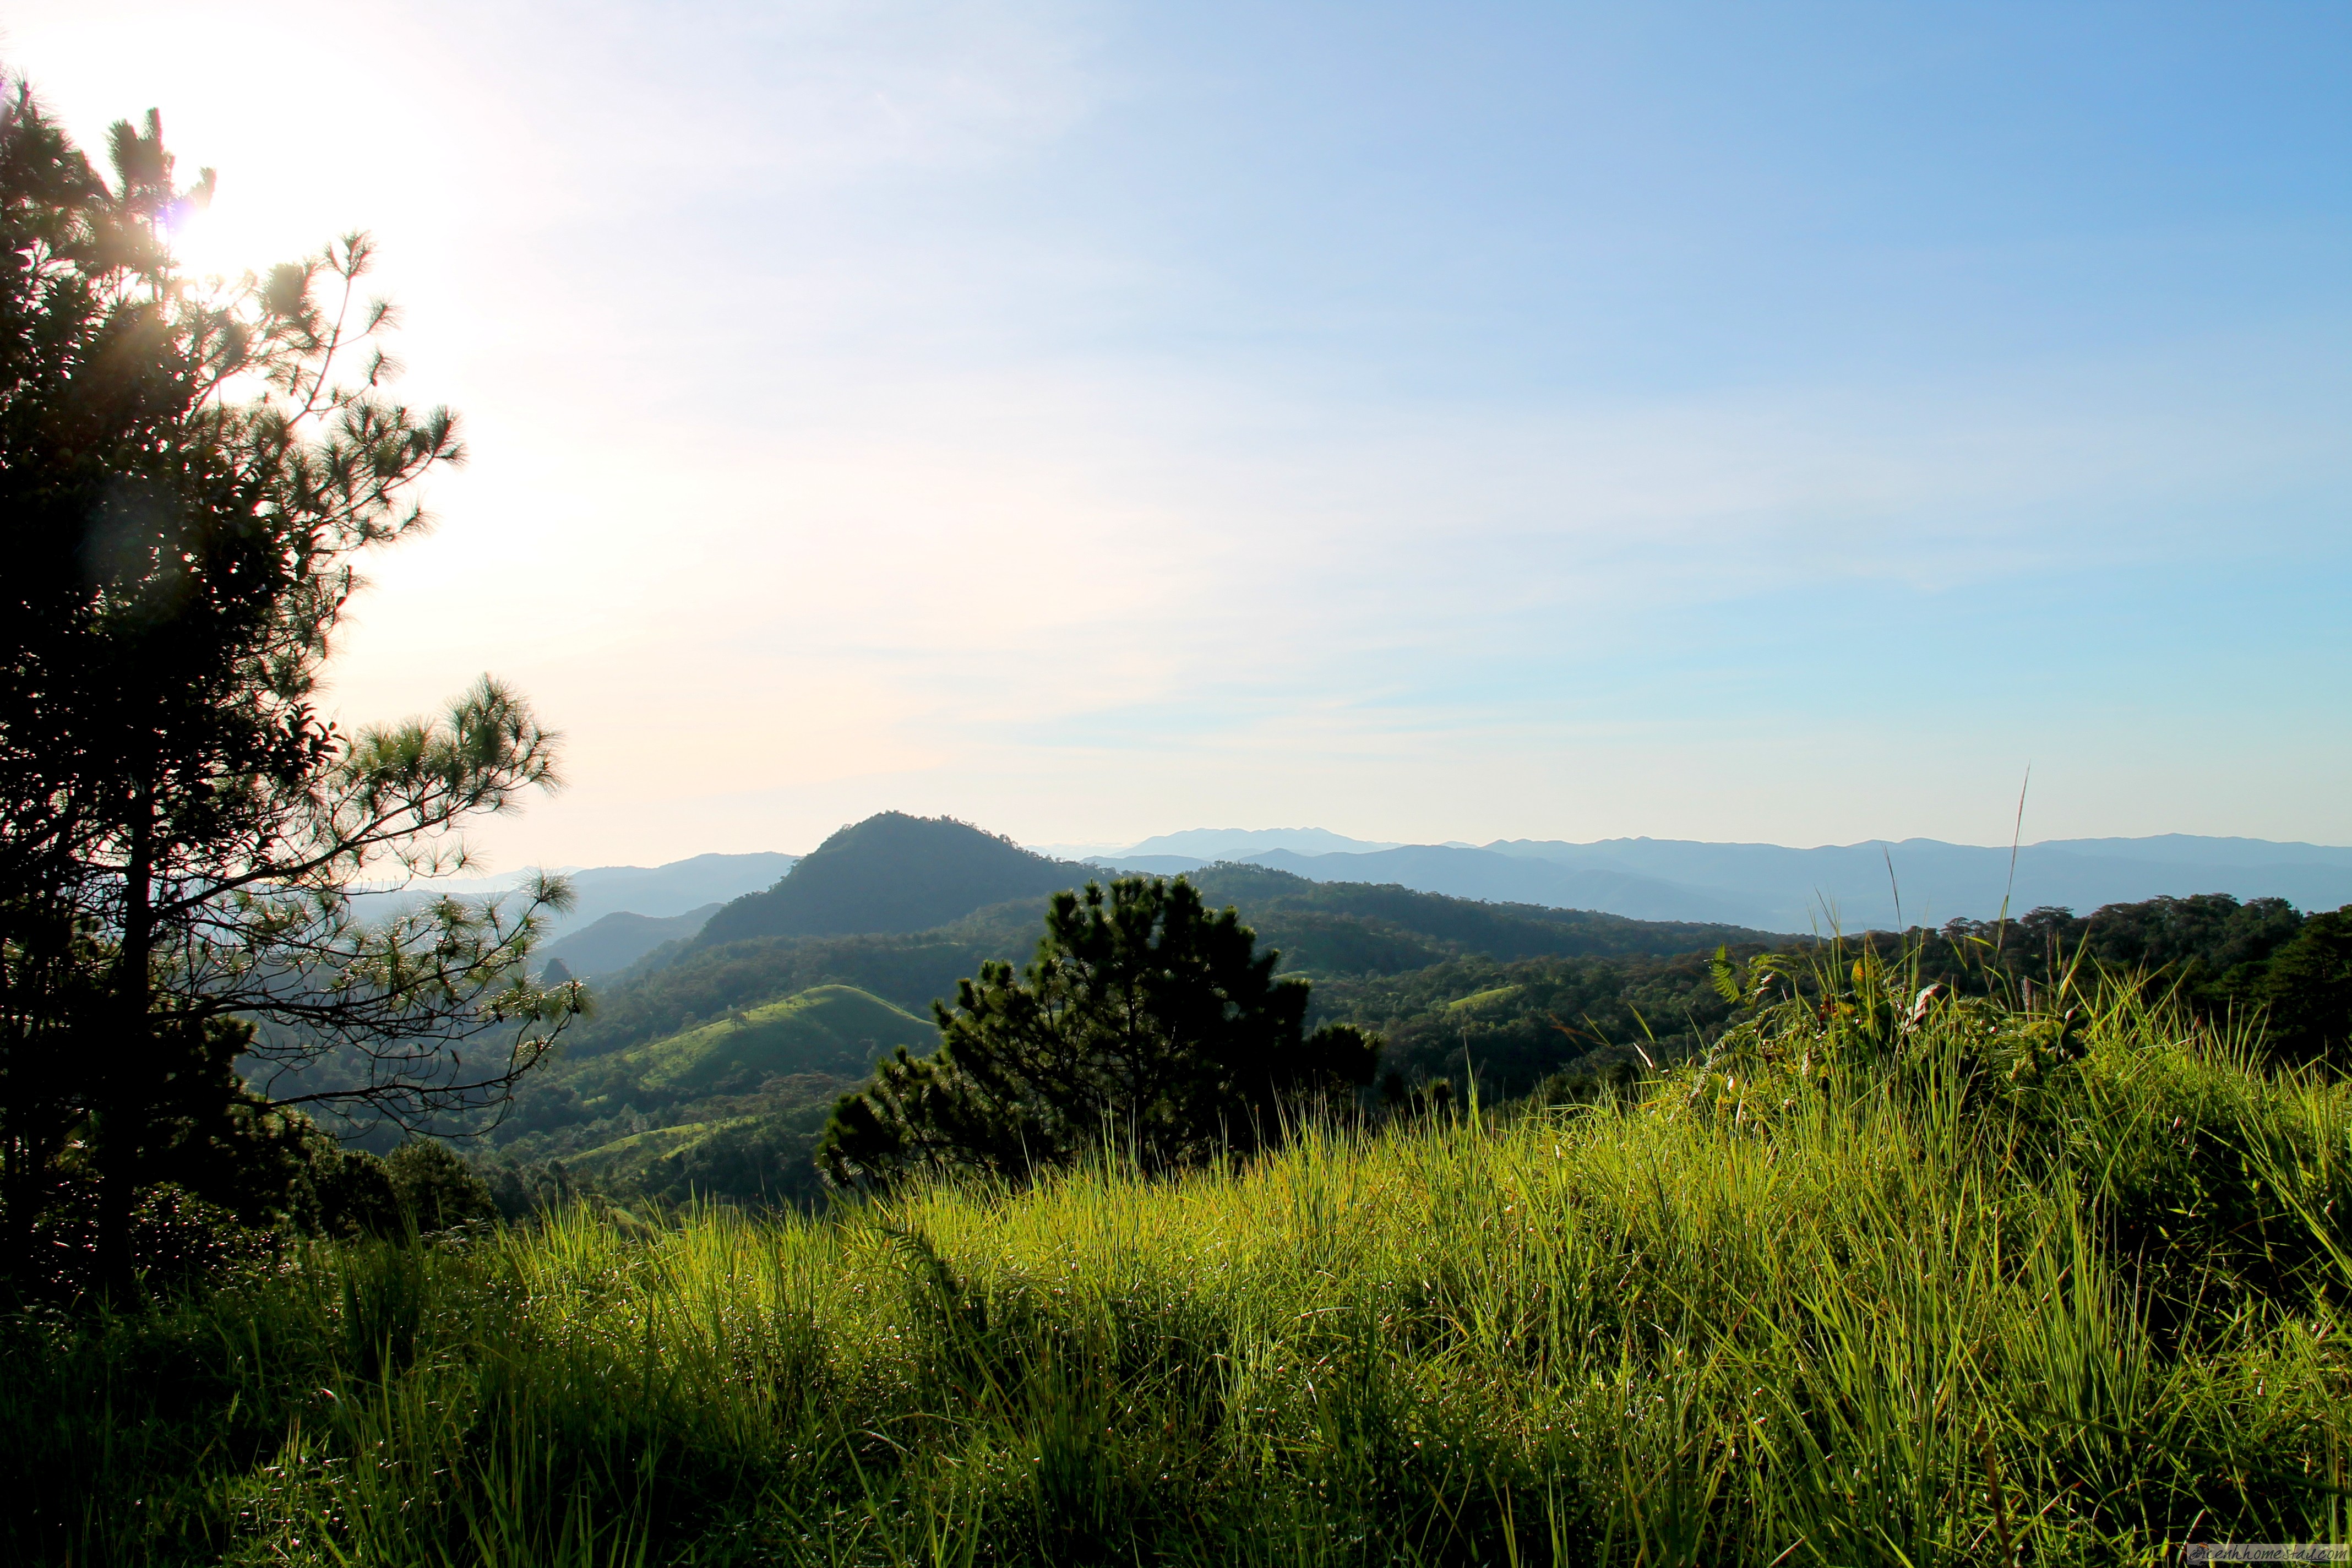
0 89 578 1289
820 876 1376 1185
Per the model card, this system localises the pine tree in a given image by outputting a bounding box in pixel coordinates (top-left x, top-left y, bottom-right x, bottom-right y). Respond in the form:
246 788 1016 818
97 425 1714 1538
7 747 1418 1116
819 876 1376 1185
0 88 579 1288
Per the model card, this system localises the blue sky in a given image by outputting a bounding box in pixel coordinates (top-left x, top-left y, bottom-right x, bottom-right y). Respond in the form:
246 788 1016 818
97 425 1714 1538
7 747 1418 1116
14 1 2350 861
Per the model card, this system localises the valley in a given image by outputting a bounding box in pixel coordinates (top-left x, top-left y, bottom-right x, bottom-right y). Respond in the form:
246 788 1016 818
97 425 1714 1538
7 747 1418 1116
478 813 2352 1211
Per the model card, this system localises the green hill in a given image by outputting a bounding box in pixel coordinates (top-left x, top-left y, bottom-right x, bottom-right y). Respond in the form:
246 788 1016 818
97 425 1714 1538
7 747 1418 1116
560 862 1779 1071
560 984 934 1111
692 813 1093 948
488 986 937 1210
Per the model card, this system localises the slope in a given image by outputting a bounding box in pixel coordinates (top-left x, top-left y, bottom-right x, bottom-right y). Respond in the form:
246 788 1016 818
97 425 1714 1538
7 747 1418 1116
559 984 935 1112
543 904 722 979
492 985 941 1211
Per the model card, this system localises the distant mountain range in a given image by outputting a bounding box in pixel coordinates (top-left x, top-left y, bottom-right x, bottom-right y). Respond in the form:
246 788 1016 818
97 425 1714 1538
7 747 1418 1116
557 832 1778 1072
353 852 798 979
374 823 2352 983
355 851 794 929
1086 831 2352 933
541 905 723 979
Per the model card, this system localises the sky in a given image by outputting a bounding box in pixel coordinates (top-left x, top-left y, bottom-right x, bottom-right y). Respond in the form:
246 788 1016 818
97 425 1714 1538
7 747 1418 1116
11 2 2350 864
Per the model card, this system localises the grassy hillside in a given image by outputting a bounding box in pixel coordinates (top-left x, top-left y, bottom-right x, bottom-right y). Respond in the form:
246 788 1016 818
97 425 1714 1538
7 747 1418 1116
491 986 936 1208
571 984 934 1101
563 932 1006 1057
18 975 2349 1564
1316 944 1761 1096
1329 894 2352 1098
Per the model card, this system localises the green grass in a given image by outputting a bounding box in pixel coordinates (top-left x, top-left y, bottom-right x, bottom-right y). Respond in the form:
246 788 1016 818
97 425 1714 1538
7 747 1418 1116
8 974 2350 1565
560 1121 726 1179
489 985 937 1195
1446 983 1525 1012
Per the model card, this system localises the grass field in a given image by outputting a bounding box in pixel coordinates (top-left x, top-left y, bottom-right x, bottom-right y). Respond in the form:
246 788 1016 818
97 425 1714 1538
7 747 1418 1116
8 961 2349 1565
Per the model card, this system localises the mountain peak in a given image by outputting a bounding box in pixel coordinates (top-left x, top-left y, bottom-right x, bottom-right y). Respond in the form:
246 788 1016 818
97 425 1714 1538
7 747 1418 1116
693 813 1095 948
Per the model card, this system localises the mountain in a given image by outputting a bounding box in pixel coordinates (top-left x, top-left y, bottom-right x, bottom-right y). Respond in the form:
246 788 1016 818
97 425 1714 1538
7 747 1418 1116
1484 835 2352 931
1090 845 1778 927
1084 829 2352 933
353 851 798 942
2045 835 2352 869
1120 827 1404 858
541 904 722 979
567 861 1775 1065
557 853 801 927
691 814 1096 949
491 811 2352 1216
493 855 1783 1208
1178 864 1767 966
1231 847 1775 928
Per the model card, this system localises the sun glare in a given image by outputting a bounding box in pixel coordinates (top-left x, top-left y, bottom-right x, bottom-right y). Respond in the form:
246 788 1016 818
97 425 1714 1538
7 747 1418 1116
163 189 296 285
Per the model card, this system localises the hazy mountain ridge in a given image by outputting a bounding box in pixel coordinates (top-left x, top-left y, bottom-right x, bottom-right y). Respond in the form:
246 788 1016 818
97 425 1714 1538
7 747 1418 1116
541 905 722 979
360 831 2347 969
1480 834 2352 930
353 852 798 944
1084 831 2352 933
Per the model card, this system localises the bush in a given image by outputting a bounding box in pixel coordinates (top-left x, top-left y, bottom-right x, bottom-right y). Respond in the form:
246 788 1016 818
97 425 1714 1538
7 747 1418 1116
19 1184 280 1299
383 1141 499 1234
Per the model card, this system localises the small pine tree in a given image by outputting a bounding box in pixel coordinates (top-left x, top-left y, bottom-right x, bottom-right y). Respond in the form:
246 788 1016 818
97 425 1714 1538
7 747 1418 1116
819 876 1376 1186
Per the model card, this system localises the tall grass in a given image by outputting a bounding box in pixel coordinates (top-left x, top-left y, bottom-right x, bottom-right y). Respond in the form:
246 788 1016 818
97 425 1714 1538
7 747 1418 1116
7 971 2349 1565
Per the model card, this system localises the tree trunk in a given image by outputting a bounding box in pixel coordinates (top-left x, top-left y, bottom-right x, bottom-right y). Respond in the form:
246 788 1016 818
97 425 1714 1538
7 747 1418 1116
1 906 67 1289
0 1123 25 1291
97 786 154 1298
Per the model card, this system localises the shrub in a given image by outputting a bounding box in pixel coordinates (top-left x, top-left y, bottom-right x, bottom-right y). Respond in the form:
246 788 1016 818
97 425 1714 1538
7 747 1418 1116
383 1141 499 1233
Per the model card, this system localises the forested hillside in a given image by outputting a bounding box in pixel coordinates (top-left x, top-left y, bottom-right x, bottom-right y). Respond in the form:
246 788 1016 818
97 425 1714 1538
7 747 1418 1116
484 813 2352 1211
1333 892 2352 1099
481 823 1783 1205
